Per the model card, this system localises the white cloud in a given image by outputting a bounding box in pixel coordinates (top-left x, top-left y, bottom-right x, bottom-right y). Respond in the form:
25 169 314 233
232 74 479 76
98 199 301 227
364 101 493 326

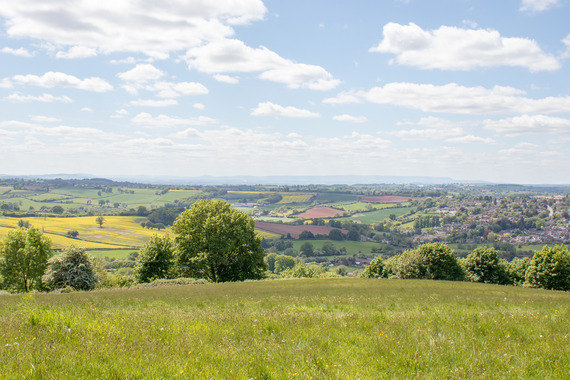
118 64 165 83
251 102 320 118
132 112 217 128
30 115 61 123
56 46 97 59
333 114 368 123
484 114 570 136
0 1 267 56
520 0 560 12
214 74 240 84
10 72 112 92
5 93 73 103
445 135 496 144
148 81 208 98
1 47 34 57
130 99 178 107
81 107 94 112
193 103 205 110
324 82 570 114
370 22 560 71
186 39 339 90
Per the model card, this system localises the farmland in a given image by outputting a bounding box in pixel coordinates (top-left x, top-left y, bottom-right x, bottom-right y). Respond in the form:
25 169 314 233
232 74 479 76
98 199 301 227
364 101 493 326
296 206 344 218
0 278 568 378
255 221 348 239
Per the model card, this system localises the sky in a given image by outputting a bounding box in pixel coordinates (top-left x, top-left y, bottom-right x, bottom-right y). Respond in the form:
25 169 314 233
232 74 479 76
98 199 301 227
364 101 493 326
1 0 569 184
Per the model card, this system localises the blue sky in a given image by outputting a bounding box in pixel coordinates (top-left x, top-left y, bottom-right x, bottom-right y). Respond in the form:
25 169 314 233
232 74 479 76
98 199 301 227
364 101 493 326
1 0 569 184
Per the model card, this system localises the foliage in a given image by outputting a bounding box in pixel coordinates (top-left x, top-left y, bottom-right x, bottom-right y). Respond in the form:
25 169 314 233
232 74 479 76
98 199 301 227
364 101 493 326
525 245 570 291
281 262 324 278
361 256 384 278
66 230 79 238
96 216 105 228
462 247 510 284
507 257 531 286
172 200 266 282
42 246 97 291
299 241 314 256
135 234 175 283
0 227 52 292
387 243 464 281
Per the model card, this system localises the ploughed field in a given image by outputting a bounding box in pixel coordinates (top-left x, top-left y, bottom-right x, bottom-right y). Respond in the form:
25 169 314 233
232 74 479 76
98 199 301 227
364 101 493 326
1 278 568 379
255 221 348 239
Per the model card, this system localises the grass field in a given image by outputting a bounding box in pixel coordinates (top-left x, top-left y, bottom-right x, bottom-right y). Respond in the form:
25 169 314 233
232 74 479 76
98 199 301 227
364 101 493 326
292 239 380 256
339 206 414 224
0 278 568 378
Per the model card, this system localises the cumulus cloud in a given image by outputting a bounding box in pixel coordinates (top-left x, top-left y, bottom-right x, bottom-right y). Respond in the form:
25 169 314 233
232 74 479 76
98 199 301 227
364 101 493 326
445 135 496 144
251 102 320 118
56 46 97 59
484 114 570 135
324 82 570 114
186 39 339 90
130 99 178 107
333 114 368 123
370 22 560 71
0 1 267 57
30 115 61 123
131 112 217 128
214 74 240 84
118 64 165 83
1 47 34 57
5 93 73 103
10 72 112 92
520 0 560 12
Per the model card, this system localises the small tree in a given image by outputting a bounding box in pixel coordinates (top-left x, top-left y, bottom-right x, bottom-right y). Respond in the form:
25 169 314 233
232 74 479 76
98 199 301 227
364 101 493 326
299 242 314 256
96 216 105 228
0 227 52 292
390 243 464 281
172 200 266 282
525 245 570 291
42 246 97 291
135 234 174 283
361 256 384 278
507 257 531 286
462 247 510 284
66 230 79 238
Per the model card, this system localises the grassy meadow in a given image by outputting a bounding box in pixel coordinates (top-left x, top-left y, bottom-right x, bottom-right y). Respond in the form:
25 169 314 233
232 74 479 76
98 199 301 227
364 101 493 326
1 278 568 379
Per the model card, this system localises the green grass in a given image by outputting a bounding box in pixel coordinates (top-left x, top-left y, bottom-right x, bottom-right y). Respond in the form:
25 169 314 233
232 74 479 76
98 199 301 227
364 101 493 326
87 249 138 259
0 279 568 378
339 206 413 224
292 239 379 255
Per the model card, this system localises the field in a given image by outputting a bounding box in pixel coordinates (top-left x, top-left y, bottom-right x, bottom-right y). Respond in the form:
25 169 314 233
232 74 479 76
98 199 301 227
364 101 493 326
292 239 380 256
339 206 413 224
0 279 568 378
359 195 413 203
296 206 344 218
255 221 348 238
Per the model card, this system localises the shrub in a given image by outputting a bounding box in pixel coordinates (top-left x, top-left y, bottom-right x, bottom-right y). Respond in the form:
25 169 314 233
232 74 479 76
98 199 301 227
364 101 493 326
135 234 174 283
506 257 531 286
42 246 97 291
525 245 570 291
462 247 510 284
389 243 464 281
361 256 384 278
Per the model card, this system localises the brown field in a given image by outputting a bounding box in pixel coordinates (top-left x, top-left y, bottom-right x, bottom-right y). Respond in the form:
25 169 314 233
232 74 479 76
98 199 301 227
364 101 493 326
297 206 344 218
255 221 348 238
359 195 412 203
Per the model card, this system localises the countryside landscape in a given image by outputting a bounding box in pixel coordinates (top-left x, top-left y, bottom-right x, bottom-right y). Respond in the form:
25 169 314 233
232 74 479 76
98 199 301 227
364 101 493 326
2 0 570 378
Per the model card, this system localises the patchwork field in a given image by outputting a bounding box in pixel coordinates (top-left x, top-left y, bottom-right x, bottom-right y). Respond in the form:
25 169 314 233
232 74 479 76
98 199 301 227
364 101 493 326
255 221 348 239
359 195 413 203
296 206 344 218
0 279 567 378
339 206 414 224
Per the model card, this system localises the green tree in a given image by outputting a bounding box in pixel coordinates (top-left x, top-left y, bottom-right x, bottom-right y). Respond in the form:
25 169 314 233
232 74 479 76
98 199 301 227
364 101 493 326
274 255 296 273
299 242 314 256
96 216 105 228
172 200 266 282
507 257 531 286
42 246 97 291
328 228 345 241
66 230 79 238
0 227 52 292
391 243 464 281
135 234 174 283
361 256 385 278
525 245 570 291
462 247 510 284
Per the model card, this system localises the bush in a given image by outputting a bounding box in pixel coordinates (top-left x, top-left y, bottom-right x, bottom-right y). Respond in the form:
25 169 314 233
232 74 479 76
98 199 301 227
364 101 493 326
525 245 570 291
361 256 384 278
506 257 531 286
462 247 510 285
388 243 464 281
42 246 97 291
135 234 174 283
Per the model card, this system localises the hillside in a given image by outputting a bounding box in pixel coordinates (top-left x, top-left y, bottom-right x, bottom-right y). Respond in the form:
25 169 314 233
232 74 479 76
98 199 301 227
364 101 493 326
1 278 568 378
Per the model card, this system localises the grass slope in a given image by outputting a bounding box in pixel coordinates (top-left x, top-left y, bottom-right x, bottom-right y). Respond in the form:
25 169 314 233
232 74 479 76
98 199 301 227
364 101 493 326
1 279 568 378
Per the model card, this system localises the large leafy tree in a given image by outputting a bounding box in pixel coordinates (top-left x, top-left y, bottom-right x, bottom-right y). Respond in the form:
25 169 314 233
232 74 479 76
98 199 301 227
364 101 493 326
135 234 174 283
361 256 385 278
42 246 97 291
0 227 52 292
172 200 266 282
390 243 464 281
462 247 510 285
525 245 570 291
